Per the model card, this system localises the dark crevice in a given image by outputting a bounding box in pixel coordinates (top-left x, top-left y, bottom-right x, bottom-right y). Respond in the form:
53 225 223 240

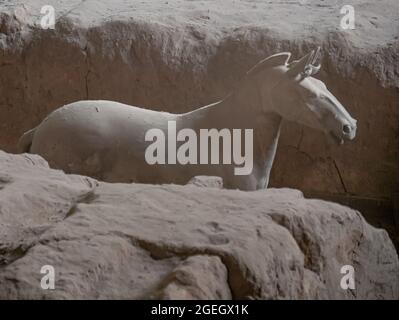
83 42 91 99
0 174 13 189
296 128 304 150
65 189 98 218
286 144 314 162
332 159 348 194
0 243 35 268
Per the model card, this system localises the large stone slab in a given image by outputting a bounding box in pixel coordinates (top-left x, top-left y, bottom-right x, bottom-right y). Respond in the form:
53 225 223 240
0 151 398 299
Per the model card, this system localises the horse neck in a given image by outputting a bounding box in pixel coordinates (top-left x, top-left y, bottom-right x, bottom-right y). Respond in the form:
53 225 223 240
181 75 283 176
184 73 272 128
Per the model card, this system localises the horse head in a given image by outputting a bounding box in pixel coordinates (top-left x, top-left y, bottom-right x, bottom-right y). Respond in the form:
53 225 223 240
250 48 357 144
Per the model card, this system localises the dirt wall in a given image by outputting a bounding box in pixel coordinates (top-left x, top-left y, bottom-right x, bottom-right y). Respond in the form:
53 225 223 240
0 11 398 199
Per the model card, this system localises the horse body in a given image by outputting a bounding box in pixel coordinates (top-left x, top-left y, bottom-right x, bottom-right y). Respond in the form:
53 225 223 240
26 100 179 184
19 49 357 191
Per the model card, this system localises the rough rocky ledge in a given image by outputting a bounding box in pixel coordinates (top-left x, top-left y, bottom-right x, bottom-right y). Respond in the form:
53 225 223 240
0 150 398 299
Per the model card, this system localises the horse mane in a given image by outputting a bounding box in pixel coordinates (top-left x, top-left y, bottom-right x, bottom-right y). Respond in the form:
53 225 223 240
247 52 291 76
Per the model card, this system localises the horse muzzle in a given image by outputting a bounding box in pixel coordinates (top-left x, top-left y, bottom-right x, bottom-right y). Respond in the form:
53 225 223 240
329 121 357 145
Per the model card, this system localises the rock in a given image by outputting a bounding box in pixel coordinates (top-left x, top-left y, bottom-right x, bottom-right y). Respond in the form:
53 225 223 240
0 151 398 299
150 255 232 300
0 0 398 199
187 176 223 189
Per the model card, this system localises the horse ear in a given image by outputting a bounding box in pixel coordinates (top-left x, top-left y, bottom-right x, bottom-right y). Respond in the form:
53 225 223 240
287 47 322 79
247 52 291 76
286 50 314 79
309 46 321 75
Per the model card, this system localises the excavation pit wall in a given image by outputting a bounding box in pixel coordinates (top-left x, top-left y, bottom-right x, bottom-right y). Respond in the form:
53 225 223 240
0 14 398 243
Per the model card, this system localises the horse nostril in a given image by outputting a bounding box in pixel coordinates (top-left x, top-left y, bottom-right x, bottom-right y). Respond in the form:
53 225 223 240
343 125 351 134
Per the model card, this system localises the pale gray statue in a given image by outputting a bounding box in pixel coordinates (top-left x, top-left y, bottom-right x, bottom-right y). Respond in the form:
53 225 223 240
19 48 357 191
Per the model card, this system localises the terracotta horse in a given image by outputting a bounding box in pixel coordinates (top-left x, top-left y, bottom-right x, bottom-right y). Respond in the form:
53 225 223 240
19 48 357 190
